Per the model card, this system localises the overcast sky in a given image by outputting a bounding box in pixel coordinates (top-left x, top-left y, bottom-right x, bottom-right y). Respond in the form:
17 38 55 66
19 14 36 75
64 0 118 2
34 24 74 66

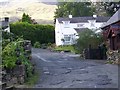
0 0 58 2
0 0 118 3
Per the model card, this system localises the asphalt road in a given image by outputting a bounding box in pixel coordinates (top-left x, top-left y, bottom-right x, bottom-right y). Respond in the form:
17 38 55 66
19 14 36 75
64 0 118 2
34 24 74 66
32 48 118 88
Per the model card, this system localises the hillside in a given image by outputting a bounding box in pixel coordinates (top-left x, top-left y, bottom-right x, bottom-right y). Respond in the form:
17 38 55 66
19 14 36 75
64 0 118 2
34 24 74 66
0 0 57 24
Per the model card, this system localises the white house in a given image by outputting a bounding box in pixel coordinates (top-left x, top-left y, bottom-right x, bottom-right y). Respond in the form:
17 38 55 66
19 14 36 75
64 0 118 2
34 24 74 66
0 17 10 32
55 15 110 46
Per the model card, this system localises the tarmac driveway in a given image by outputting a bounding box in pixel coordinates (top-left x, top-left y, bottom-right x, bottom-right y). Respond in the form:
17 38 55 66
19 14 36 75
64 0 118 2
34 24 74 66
32 48 118 88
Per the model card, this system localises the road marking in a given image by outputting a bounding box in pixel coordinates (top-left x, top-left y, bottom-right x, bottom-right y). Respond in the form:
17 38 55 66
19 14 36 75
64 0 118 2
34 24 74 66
33 54 51 62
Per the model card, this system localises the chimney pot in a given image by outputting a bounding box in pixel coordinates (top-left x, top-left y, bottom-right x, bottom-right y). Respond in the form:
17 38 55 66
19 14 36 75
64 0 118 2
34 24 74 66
93 15 97 18
5 17 9 22
69 15 72 18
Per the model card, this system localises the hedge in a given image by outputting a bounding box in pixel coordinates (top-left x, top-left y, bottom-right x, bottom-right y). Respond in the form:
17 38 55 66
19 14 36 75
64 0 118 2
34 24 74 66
10 22 55 45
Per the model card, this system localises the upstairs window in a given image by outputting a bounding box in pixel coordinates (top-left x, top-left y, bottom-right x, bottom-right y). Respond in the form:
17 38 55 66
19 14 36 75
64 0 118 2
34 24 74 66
77 24 84 27
62 21 70 28
90 22 95 27
88 20 96 27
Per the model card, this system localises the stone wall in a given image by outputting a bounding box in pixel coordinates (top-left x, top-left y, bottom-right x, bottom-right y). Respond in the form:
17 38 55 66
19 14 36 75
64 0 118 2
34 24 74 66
106 50 120 64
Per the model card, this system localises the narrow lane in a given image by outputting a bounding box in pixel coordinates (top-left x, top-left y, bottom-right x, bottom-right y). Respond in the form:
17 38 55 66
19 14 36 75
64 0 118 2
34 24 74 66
32 48 118 88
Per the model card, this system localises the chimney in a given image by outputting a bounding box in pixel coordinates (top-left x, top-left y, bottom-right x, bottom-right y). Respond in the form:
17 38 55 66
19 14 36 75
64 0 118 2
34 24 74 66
93 15 97 18
69 15 72 18
5 17 9 22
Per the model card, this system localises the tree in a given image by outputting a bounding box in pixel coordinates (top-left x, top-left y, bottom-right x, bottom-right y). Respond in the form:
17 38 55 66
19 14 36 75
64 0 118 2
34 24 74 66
103 2 120 16
76 29 103 53
54 2 95 18
21 13 32 24
92 2 120 16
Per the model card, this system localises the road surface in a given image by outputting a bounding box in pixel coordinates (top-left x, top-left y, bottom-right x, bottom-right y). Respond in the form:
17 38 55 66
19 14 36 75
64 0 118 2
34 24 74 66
32 48 118 88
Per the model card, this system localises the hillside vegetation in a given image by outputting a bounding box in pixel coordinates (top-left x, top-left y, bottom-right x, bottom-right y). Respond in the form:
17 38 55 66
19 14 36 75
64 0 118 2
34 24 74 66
0 0 57 24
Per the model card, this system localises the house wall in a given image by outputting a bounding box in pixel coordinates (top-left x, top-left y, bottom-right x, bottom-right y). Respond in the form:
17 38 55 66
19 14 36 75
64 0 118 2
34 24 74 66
55 19 106 46
55 20 61 46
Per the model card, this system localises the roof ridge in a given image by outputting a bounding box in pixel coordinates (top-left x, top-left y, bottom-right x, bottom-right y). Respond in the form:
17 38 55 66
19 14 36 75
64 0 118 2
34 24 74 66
57 16 110 19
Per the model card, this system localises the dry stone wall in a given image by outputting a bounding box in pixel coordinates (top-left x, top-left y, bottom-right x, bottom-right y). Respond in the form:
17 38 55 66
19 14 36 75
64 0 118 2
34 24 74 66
106 50 120 64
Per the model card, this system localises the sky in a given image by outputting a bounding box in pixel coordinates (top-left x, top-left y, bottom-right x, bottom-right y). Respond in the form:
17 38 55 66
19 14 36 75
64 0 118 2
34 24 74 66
0 0 118 3
0 0 58 2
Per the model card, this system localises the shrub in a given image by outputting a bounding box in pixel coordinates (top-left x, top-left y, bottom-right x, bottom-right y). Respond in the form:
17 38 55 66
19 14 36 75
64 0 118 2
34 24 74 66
10 22 55 45
2 31 17 41
2 38 33 71
2 41 18 69
2 39 11 50
76 29 103 53
41 44 47 49
34 42 41 48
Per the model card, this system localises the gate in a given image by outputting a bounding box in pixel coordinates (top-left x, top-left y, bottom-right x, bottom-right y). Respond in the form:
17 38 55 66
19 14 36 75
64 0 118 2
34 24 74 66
83 45 107 60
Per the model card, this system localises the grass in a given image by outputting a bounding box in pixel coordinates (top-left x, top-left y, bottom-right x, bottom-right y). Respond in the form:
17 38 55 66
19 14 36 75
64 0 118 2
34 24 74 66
54 45 79 54
25 72 39 87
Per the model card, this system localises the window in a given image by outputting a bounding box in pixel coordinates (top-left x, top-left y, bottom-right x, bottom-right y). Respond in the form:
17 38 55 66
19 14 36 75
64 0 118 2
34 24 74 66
88 20 95 27
77 24 84 27
62 21 70 28
64 37 71 41
64 35 71 42
90 22 95 27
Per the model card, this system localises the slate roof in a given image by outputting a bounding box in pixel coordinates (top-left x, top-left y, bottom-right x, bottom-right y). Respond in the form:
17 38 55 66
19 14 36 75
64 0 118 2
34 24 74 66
102 9 120 28
57 16 110 23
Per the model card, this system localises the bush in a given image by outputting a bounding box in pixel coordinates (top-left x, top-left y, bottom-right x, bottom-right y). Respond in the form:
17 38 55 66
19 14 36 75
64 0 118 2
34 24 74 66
2 31 16 41
34 42 41 48
2 39 11 50
2 38 33 71
2 40 19 69
10 22 55 45
41 44 47 49
76 29 103 53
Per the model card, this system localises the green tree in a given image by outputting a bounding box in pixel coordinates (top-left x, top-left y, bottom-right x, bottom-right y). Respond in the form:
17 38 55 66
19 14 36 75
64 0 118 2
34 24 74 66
21 13 32 24
92 2 120 16
76 29 103 53
103 2 120 16
54 2 95 18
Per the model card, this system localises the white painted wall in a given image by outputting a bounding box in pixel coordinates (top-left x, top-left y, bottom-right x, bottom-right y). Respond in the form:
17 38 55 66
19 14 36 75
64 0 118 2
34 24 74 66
55 19 105 46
